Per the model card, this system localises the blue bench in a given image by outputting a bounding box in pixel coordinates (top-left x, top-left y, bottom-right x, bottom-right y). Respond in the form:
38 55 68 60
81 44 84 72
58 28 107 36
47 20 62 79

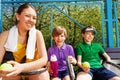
104 48 120 60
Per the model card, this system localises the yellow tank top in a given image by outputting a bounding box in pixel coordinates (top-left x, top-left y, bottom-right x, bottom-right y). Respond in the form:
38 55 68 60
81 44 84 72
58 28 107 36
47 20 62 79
13 44 40 63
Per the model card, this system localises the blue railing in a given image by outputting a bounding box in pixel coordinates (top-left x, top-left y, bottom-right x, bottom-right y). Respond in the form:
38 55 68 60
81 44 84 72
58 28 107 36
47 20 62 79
1 0 120 48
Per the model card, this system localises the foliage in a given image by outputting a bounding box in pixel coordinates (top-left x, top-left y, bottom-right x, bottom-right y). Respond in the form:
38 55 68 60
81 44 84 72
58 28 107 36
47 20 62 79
2 2 102 49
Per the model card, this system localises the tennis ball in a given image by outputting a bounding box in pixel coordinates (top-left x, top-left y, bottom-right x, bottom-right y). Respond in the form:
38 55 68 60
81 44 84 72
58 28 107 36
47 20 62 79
0 63 13 70
82 62 90 68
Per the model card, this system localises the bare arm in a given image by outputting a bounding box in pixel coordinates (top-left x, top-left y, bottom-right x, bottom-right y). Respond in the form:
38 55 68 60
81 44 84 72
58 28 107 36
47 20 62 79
77 55 90 73
77 55 82 68
0 31 9 63
102 52 111 62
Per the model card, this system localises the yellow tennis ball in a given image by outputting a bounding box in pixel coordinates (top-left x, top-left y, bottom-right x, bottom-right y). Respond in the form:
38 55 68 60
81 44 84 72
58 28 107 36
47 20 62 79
82 62 90 68
0 63 13 70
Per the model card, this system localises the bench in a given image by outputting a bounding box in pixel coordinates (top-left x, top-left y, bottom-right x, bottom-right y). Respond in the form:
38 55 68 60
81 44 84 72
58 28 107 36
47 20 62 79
104 48 120 60
66 48 120 80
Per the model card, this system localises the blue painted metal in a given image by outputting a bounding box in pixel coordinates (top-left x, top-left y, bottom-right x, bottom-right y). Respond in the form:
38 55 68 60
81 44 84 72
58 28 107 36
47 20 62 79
0 0 2 33
37 6 49 16
1 0 102 3
104 0 114 48
31 1 102 9
113 2 119 47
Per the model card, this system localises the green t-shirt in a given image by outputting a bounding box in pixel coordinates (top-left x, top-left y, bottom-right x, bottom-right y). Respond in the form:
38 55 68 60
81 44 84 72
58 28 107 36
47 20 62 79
76 42 105 68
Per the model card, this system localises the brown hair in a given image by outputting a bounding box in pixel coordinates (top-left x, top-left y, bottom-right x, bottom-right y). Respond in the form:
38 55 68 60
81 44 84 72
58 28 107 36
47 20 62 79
52 26 67 37
17 3 36 14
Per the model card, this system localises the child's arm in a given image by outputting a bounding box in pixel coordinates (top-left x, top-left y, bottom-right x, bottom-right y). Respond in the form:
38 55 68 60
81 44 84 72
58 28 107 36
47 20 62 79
0 31 9 63
77 56 82 68
77 56 90 73
102 52 111 62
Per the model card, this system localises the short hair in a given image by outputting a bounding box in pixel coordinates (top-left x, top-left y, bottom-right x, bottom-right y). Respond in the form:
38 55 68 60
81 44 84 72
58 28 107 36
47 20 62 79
52 26 67 37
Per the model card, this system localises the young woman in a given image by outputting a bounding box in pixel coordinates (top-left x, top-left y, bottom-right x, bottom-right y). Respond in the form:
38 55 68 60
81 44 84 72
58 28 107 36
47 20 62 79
0 3 50 80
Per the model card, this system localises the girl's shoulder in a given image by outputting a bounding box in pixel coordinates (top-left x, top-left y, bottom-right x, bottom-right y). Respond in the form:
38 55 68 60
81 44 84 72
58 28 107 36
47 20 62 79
0 30 9 46
0 30 9 36
0 30 9 40
36 29 42 36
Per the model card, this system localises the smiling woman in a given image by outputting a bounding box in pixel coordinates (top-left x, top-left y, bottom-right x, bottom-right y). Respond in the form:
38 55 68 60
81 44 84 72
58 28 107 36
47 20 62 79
0 3 50 80
16 4 37 30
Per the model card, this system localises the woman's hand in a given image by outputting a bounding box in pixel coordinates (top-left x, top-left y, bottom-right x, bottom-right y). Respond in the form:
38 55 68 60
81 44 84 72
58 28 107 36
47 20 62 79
1 61 24 77
46 62 53 74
